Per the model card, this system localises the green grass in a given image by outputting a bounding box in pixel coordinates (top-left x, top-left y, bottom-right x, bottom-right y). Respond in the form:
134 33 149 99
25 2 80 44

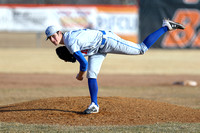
0 122 200 133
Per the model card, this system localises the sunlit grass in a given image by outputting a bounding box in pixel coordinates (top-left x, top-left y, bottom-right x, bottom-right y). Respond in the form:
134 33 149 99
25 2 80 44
0 49 200 75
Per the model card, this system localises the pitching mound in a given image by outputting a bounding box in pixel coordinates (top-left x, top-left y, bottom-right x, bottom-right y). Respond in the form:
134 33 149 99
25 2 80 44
0 96 200 126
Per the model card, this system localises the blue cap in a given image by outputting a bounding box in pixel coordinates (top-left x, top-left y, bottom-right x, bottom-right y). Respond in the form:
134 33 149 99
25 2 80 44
45 25 59 40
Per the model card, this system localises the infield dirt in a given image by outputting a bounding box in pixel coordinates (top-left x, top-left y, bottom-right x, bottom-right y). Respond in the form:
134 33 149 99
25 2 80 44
0 96 200 126
0 73 200 126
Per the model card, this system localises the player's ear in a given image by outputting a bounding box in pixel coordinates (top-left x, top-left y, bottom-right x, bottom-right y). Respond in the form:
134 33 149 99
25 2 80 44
57 31 62 36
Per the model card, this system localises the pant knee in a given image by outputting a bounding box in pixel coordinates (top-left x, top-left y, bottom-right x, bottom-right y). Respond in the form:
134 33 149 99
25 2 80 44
87 71 98 79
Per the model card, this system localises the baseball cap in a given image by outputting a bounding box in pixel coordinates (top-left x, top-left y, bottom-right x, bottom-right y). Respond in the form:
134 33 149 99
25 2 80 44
45 25 59 40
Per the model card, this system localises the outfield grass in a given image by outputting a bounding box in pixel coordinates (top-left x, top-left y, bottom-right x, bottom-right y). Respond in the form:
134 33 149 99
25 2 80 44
0 86 199 108
0 48 200 75
0 122 200 133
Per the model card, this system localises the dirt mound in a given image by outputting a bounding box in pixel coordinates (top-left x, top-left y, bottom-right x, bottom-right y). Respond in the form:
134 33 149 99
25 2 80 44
0 97 200 126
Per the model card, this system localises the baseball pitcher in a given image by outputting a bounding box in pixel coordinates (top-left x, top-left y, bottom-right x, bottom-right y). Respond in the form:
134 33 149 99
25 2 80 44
45 19 185 114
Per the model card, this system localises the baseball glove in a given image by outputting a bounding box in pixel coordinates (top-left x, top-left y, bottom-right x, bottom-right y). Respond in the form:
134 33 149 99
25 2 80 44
56 46 76 63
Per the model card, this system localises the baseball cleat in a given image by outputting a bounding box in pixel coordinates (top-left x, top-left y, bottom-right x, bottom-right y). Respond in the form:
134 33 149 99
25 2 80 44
162 18 185 31
83 102 99 114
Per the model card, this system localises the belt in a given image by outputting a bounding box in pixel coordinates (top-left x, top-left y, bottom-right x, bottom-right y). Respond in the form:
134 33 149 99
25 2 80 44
99 30 107 46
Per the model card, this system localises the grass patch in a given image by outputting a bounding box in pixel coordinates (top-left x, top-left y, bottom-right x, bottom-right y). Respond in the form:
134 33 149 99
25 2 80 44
0 49 200 75
0 86 199 108
0 122 200 133
99 86 200 108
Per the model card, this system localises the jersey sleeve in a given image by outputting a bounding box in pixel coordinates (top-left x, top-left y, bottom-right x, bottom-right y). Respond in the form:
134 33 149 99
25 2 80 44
66 39 80 54
73 51 88 72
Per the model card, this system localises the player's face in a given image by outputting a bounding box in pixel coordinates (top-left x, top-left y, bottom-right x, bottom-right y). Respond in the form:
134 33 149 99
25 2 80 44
49 32 62 46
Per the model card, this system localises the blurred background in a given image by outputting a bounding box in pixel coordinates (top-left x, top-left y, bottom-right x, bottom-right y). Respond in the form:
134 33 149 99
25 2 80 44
0 0 139 48
0 0 199 49
0 0 199 74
